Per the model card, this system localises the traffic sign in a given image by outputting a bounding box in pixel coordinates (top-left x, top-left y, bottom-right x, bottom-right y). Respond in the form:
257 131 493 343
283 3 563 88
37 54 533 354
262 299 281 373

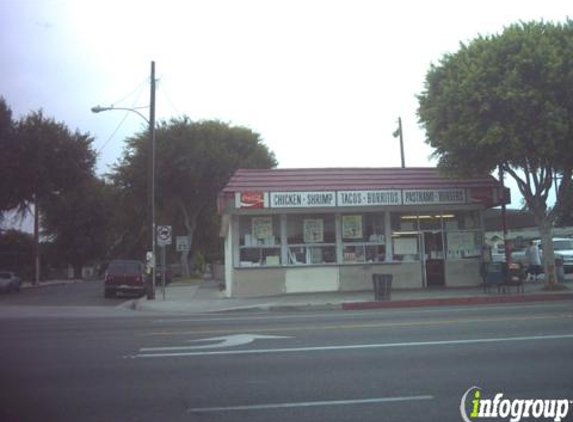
157 225 172 246
176 236 189 252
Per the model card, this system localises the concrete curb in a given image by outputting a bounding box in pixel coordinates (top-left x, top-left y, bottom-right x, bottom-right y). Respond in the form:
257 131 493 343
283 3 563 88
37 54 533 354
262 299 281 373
342 293 573 310
20 279 86 290
122 284 573 315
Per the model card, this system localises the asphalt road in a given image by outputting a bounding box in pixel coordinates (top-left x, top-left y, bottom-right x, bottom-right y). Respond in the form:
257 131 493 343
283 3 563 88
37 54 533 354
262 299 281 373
0 279 139 307
1 300 573 422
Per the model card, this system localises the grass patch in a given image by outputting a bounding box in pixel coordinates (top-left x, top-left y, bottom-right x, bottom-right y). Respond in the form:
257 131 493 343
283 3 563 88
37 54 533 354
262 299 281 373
541 283 569 292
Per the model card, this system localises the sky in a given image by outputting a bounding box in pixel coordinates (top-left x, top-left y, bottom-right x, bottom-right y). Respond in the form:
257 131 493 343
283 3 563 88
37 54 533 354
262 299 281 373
1 0 571 225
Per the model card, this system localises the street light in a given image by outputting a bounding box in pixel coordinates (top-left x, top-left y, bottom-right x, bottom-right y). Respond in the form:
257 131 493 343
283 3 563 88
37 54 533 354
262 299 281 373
92 61 157 300
91 105 150 124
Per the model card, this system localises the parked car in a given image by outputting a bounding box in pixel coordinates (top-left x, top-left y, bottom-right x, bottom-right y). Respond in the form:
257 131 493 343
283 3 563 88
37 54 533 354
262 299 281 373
491 242 527 264
538 238 573 279
510 245 527 266
503 238 573 280
0 271 21 293
104 260 147 298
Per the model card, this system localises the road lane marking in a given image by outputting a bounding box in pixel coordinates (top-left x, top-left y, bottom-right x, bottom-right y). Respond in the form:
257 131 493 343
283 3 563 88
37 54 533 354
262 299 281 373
189 395 434 413
129 333 573 358
139 313 573 337
140 334 291 352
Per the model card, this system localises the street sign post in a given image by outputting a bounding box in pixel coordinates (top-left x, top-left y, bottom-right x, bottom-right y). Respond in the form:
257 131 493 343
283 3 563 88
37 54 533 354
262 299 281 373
156 226 172 300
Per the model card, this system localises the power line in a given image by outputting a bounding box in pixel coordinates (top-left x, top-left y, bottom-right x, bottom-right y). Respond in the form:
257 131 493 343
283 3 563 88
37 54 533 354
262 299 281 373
158 75 182 117
96 81 148 155
97 110 131 155
110 77 149 107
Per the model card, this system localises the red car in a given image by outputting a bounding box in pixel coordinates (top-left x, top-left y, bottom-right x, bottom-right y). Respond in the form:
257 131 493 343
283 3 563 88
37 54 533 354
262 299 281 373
104 260 147 298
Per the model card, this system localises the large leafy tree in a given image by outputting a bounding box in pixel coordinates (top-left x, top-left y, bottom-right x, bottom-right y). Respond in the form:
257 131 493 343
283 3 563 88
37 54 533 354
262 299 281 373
0 97 18 215
112 118 277 276
41 177 113 278
418 20 573 284
8 109 97 281
0 229 34 278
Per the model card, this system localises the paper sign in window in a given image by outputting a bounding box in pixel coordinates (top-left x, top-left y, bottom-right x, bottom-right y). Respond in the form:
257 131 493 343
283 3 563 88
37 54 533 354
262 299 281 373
342 215 363 239
303 219 324 243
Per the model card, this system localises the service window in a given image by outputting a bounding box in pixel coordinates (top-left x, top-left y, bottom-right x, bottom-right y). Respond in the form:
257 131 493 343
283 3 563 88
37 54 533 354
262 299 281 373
342 213 386 263
287 214 336 264
238 215 281 266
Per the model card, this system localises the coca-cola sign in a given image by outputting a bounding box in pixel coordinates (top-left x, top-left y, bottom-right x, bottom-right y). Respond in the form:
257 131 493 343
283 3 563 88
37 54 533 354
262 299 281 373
240 191 265 208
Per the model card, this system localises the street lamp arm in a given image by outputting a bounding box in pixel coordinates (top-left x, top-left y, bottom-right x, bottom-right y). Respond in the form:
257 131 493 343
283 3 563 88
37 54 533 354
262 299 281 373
91 105 150 124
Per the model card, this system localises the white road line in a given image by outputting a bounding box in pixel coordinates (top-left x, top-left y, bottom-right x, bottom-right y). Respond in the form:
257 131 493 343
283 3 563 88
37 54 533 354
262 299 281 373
189 395 434 413
140 334 290 352
130 333 573 358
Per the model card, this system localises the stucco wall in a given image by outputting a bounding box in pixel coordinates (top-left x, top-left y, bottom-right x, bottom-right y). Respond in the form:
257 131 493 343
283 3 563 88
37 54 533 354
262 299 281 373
389 262 425 288
232 268 286 297
445 259 482 286
338 263 424 290
285 267 339 293
229 259 480 297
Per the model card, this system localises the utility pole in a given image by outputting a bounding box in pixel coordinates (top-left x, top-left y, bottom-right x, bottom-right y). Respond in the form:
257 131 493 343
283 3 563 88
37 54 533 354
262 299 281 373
33 196 40 285
498 165 510 269
91 61 157 297
148 61 157 300
393 117 405 168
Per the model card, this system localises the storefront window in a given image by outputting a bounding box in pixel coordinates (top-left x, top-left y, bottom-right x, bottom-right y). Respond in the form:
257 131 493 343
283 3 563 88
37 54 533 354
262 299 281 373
238 215 281 266
444 211 479 231
392 212 417 231
287 214 336 264
418 214 442 231
342 213 386 263
445 211 481 259
235 210 483 267
391 213 420 261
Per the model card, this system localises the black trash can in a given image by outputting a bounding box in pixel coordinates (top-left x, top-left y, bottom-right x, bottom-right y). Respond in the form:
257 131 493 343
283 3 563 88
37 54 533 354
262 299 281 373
484 262 504 292
372 273 393 301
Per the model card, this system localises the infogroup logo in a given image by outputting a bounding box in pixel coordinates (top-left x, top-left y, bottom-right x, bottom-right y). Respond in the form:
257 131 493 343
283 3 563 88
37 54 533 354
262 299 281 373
460 386 572 422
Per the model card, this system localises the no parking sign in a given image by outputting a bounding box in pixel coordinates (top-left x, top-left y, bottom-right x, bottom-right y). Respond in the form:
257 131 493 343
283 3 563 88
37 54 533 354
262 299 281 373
156 225 172 247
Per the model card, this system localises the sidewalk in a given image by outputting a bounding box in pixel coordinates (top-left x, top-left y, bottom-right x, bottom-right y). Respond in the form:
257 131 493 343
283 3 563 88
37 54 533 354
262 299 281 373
134 280 573 314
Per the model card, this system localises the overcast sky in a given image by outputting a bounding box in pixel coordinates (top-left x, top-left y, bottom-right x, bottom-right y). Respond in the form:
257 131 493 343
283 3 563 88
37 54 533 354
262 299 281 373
1 0 571 218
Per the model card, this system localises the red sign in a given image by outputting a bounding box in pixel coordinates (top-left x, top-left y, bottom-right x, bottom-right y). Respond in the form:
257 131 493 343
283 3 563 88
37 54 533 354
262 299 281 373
240 191 265 208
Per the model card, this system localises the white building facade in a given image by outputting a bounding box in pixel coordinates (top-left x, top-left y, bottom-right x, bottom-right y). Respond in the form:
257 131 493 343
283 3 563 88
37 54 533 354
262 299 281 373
218 168 509 297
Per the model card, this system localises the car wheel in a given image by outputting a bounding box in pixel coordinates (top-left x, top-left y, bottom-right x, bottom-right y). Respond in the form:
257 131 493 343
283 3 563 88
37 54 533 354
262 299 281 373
104 288 115 298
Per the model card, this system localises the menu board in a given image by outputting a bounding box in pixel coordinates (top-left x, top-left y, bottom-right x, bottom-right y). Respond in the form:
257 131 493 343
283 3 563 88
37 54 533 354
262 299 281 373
303 219 324 243
252 217 273 240
446 232 475 252
342 215 363 239
394 237 418 255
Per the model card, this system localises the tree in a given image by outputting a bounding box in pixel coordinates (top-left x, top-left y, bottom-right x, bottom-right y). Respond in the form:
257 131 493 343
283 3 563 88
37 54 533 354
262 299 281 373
12 110 97 282
41 177 113 278
417 20 573 284
0 229 33 279
112 118 277 276
0 97 18 215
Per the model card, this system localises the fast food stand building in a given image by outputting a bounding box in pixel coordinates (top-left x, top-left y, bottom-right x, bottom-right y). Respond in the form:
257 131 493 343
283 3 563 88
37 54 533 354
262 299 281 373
217 168 509 298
